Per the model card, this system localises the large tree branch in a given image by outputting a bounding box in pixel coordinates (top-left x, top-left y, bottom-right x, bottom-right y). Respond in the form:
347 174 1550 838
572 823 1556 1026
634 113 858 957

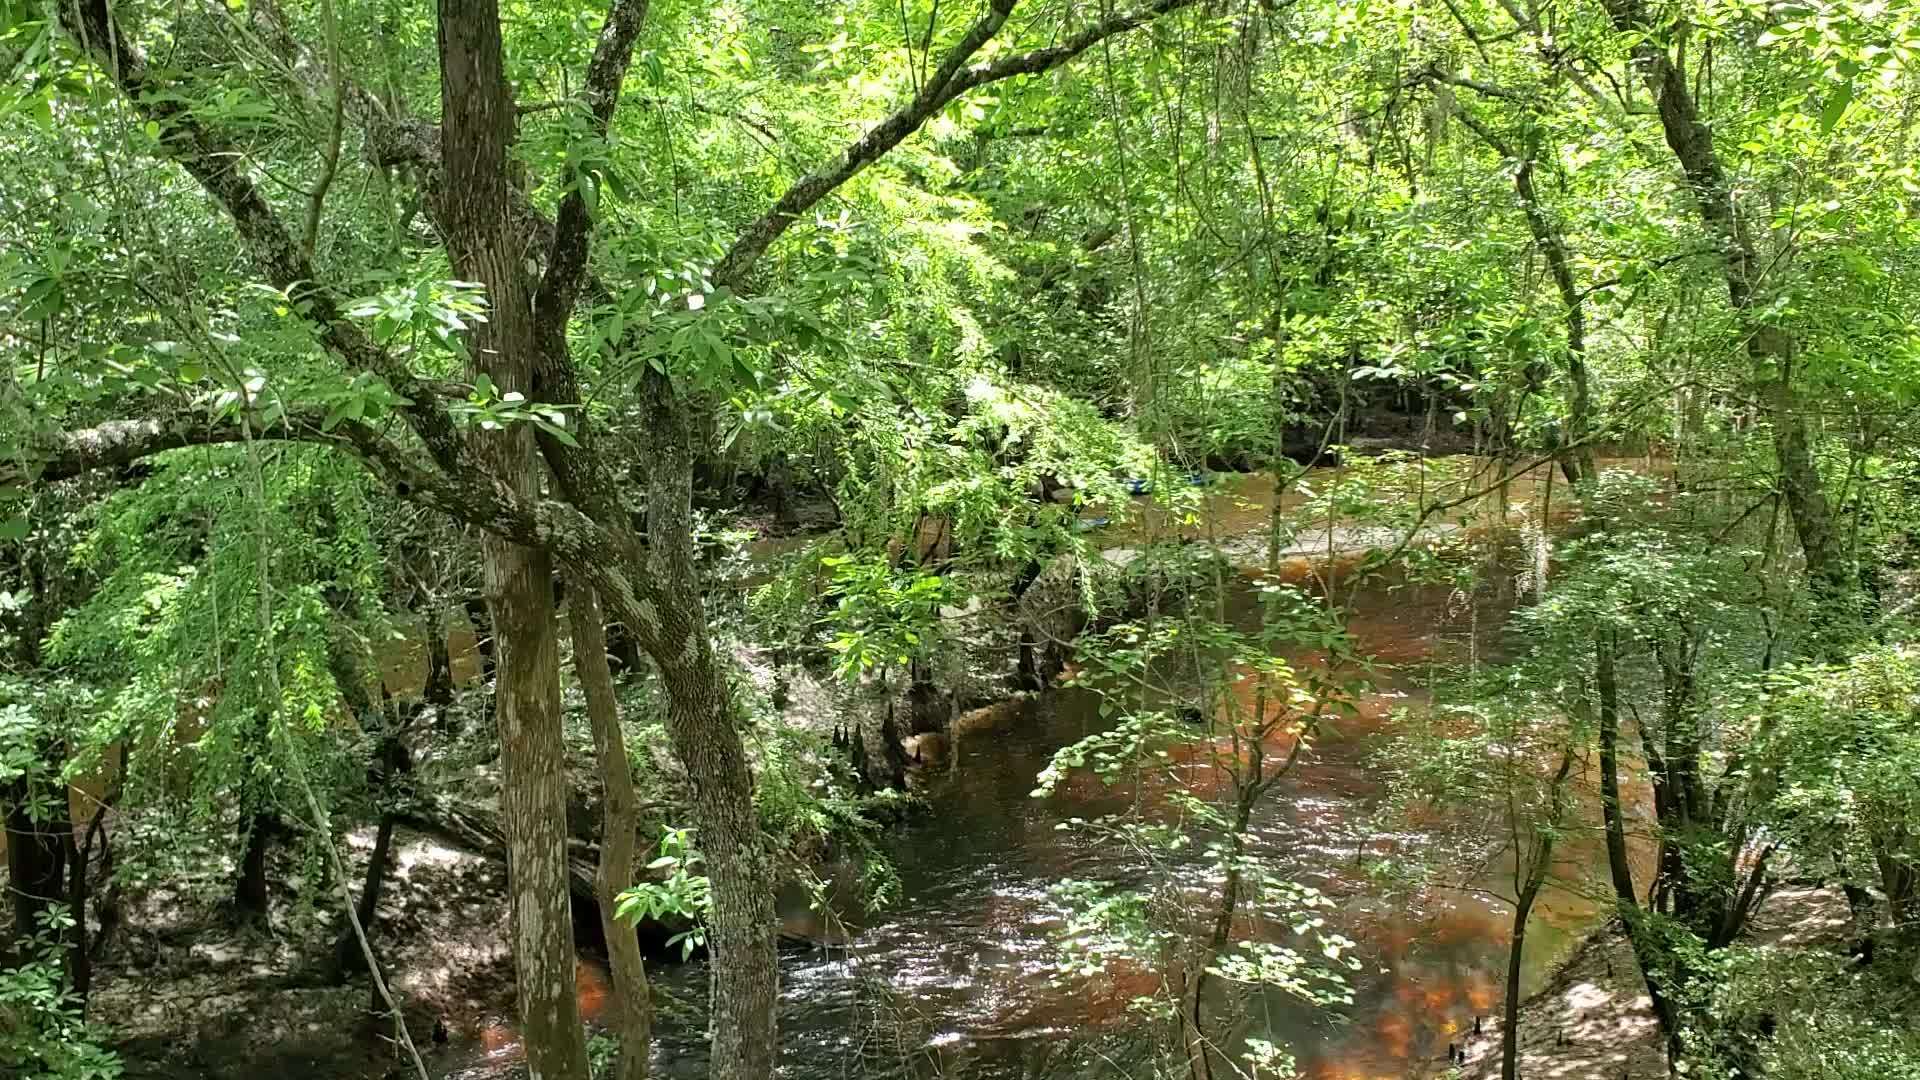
57 0 464 470
1597 0 1755 296
711 0 1017 287
4 413 274 486
712 0 1201 288
945 0 1201 94
56 0 465 472
1414 63 1526 102
523 0 655 531
4 406 457 496
8 406 670 646
535 0 651 332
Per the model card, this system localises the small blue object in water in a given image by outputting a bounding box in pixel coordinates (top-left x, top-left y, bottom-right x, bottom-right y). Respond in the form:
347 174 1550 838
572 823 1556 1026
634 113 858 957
1124 477 1151 495
1074 517 1111 532
1187 472 1211 487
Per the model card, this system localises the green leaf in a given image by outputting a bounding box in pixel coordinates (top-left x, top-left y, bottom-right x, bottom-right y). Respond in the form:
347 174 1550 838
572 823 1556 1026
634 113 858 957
535 420 579 447
1820 82 1852 135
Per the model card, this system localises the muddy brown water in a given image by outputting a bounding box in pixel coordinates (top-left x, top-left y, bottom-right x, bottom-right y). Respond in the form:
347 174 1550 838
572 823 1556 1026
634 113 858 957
450 457 1660 1080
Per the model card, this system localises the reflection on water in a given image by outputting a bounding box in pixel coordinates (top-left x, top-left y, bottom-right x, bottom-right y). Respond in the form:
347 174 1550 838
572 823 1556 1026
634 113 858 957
465 959 612 1066
644 592 1637 1079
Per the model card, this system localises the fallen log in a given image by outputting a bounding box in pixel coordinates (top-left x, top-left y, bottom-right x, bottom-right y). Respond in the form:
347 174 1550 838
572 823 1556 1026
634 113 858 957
396 797 603 903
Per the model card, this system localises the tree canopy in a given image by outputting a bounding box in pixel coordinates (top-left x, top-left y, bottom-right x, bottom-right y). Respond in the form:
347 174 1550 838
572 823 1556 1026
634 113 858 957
4 0 1920 1077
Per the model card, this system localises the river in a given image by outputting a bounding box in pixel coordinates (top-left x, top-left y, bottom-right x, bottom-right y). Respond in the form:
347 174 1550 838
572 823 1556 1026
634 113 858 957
455 456 1656 1080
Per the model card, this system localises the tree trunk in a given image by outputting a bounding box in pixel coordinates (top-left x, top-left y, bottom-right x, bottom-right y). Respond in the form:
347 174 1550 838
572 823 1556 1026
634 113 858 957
657 646 777 1079
766 451 798 530
64 766 120 1009
1515 158 1596 488
605 619 644 678
1503 749 1573 1080
425 621 456 710
1601 0 1842 596
1503 874 1544 1080
465 593 498 696
571 585 652 1080
1874 835 1918 947
1596 630 1682 1064
486 524 588 1080
1766 364 1846 601
334 815 397 981
326 642 414 986
1183 777 1265 1080
1446 102 1595 487
4 772 70 957
63 827 93 1006
234 812 275 920
434 0 592 1073
636 373 779 1079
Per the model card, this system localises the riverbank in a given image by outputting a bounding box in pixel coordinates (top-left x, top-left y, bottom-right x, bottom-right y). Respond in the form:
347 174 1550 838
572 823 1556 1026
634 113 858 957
1436 885 1853 1080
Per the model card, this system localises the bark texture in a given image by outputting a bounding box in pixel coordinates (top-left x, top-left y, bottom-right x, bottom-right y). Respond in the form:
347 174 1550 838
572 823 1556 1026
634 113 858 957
435 1 587 1075
637 374 779 1078
571 586 653 1080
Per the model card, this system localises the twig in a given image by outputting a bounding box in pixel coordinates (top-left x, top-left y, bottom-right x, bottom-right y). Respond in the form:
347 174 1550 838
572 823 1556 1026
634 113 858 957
301 0 345 262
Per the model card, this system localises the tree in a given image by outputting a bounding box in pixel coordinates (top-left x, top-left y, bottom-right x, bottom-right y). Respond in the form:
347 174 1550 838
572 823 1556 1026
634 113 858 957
16 0 1217 1073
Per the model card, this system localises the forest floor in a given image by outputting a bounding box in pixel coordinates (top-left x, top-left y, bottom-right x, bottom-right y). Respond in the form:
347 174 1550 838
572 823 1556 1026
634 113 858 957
92 818 567 1080
1435 884 1854 1080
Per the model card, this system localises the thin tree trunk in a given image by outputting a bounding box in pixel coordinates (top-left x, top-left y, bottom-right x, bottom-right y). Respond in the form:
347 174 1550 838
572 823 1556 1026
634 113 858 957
1601 0 1842 596
1501 877 1539 1080
1504 748 1573 1080
465 593 498 695
637 372 779 1079
62 836 89 1005
1184 795 1255 1080
425 622 456 710
335 814 396 980
328 644 412 984
65 773 119 1007
605 619 644 678
1596 629 1682 1065
571 585 652 1080
1446 96 1595 485
1597 631 1636 915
